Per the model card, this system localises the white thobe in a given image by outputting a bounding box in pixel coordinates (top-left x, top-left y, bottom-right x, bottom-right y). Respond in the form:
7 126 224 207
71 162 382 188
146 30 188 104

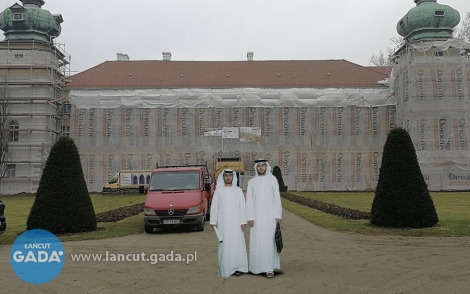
246 175 282 274
210 186 248 277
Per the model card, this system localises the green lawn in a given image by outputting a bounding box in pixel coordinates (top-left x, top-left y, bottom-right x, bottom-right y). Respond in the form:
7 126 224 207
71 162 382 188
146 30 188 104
0 194 145 245
285 191 470 237
1 191 469 245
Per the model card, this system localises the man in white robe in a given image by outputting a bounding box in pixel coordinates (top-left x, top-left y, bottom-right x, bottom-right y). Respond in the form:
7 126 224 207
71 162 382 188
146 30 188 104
246 159 282 278
210 169 248 277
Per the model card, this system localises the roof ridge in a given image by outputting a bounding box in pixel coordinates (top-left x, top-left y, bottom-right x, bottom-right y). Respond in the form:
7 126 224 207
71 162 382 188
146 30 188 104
67 59 389 89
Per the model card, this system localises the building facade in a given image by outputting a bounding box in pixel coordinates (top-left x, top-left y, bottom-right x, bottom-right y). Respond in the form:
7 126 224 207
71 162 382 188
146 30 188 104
65 0 470 192
0 0 70 194
1 0 469 194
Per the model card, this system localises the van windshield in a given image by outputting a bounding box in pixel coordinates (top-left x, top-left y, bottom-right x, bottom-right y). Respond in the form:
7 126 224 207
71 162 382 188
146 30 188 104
149 171 200 191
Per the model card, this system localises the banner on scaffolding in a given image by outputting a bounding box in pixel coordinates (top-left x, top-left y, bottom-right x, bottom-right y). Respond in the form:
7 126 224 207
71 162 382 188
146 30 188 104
222 127 239 139
240 127 261 142
204 128 222 136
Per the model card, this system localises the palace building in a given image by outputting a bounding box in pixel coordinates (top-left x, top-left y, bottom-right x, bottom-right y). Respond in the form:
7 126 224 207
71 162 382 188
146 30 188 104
1 0 469 193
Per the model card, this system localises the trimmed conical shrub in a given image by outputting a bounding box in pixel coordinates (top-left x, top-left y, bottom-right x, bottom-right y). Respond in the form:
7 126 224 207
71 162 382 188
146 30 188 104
272 165 288 192
371 128 438 228
27 136 97 233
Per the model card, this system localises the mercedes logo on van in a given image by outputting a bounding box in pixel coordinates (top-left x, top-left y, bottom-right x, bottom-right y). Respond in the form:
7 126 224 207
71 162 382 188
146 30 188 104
168 208 175 216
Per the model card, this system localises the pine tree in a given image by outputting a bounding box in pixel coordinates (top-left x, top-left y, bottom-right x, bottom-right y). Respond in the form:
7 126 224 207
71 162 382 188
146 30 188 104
27 136 97 233
272 165 288 192
371 128 438 228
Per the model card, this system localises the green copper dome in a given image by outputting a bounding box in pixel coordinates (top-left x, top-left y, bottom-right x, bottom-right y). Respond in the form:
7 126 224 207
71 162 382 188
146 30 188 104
397 0 460 42
0 0 63 44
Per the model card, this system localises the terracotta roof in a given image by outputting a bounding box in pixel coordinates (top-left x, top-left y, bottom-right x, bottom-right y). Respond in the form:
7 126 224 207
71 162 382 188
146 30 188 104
67 59 388 89
366 66 392 76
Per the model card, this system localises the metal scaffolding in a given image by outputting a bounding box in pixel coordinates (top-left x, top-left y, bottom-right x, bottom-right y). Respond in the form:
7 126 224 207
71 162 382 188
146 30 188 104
0 39 71 194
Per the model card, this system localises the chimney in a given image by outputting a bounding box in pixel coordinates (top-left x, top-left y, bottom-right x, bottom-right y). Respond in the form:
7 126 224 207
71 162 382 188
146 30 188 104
162 52 172 61
116 53 130 61
247 51 254 61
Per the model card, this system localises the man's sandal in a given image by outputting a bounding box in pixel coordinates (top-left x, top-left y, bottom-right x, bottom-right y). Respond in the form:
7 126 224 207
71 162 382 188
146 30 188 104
266 272 274 278
235 271 241 276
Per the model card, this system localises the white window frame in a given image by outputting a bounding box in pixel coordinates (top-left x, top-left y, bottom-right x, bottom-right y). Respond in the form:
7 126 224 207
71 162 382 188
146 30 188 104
61 125 70 137
9 120 19 142
13 13 24 21
5 164 16 178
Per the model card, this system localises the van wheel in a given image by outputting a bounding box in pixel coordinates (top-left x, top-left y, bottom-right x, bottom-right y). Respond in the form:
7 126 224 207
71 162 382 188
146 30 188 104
145 225 154 234
204 213 210 222
196 216 205 231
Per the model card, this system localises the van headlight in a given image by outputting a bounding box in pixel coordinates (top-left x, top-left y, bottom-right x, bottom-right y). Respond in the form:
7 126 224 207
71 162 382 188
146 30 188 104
144 207 156 215
187 205 200 214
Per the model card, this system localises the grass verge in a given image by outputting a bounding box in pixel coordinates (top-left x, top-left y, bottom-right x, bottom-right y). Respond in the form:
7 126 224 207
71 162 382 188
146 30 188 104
0 194 145 245
283 192 470 237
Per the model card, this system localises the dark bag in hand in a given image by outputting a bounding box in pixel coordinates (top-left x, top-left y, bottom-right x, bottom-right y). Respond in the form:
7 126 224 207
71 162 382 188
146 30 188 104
275 222 283 253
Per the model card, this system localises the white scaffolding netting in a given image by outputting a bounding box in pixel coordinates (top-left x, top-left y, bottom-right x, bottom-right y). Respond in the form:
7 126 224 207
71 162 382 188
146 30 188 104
68 40 470 192
391 45 470 191
69 88 395 192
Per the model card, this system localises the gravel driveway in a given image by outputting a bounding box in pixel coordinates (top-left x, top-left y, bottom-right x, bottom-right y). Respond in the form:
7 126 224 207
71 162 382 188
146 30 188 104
1 209 469 294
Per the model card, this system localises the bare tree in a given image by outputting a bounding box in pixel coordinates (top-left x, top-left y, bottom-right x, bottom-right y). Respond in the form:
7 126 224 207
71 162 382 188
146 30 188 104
369 36 405 66
0 81 12 185
455 11 470 42
369 50 394 67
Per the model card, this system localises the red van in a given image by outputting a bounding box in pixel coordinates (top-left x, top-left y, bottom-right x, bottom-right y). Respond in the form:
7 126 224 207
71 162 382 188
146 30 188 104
144 164 215 233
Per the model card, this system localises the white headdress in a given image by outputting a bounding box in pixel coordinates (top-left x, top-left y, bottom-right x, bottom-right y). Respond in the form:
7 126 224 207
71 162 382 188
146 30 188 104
254 158 272 177
216 168 238 189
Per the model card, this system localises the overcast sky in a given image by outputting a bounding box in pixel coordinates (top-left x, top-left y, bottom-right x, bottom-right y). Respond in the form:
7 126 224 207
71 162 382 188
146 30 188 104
2 0 467 74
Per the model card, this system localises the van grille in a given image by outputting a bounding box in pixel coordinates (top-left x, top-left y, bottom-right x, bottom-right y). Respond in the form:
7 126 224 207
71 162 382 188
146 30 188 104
155 209 187 217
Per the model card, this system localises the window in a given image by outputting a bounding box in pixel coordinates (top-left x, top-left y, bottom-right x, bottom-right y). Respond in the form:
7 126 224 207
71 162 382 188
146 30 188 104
434 10 445 16
150 171 199 191
61 126 70 137
14 54 24 59
5 164 16 178
13 13 24 21
62 103 71 114
434 52 443 57
9 120 19 142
